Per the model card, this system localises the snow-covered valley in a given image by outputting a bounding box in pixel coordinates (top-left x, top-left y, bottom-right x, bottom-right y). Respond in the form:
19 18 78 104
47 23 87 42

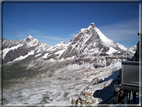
3 61 121 106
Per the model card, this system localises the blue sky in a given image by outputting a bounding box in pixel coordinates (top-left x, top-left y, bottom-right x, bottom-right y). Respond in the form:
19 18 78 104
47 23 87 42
3 2 139 47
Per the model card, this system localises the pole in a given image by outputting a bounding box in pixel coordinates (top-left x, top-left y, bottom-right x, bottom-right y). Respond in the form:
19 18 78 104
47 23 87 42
124 90 128 104
133 91 136 104
139 2 142 105
139 2 142 62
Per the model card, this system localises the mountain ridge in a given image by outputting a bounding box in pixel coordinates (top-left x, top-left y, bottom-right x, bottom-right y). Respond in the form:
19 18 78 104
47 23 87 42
2 23 136 65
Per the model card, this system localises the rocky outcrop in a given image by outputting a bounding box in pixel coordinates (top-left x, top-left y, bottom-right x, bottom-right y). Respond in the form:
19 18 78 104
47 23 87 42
92 78 104 85
72 89 102 106
90 22 96 28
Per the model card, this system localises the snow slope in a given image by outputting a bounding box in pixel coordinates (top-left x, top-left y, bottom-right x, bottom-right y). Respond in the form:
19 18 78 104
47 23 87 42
116 43 127 51
94 27 116 47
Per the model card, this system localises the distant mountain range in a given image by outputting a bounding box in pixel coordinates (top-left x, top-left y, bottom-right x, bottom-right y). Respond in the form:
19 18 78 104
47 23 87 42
2 23 137 105
2 22 136 65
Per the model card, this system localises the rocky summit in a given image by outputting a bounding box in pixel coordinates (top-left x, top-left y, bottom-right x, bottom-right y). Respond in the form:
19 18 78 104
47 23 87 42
1 23 136 106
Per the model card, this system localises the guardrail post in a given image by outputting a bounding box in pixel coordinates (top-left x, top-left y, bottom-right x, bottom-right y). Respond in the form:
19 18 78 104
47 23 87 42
124 90 129 104
133 91 136 104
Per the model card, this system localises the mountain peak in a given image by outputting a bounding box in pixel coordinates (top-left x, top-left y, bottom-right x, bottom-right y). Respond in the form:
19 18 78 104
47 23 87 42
25 35 34 42
60 41 65 44
90 22 96 28
28 35 33 39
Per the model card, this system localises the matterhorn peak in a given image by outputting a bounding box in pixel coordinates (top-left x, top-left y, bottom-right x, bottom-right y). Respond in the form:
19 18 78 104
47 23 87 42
87 22 96 30
90 22 96 28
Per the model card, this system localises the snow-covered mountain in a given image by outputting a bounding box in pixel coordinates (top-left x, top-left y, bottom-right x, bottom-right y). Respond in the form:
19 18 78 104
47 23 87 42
2 23 137 106
127 45 137 54
3 23 135 63
2 23 135 65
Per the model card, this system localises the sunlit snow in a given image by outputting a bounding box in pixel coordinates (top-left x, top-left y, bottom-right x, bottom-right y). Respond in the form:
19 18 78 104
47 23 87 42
42 53 49 59
116 43 127 51
94 27 115 47
106 47 118 54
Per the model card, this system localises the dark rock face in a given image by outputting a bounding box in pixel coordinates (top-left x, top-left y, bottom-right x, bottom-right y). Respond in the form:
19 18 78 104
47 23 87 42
90 22 96 28
102 47 109 52
26 38 31 42
2 39 24 49
70 33 82 44
3 48 30 63
2 35 43 64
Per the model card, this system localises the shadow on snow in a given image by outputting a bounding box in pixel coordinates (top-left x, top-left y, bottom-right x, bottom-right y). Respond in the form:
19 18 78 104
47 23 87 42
92 69 121 104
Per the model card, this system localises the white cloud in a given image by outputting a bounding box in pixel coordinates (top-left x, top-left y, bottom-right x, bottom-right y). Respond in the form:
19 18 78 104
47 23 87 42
27 29 39 34
38 36 63 40
16 32 27 38
16 29 72 46
98 18 139 42
35 35 72 46
16 29 40 38
70 33 76 37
